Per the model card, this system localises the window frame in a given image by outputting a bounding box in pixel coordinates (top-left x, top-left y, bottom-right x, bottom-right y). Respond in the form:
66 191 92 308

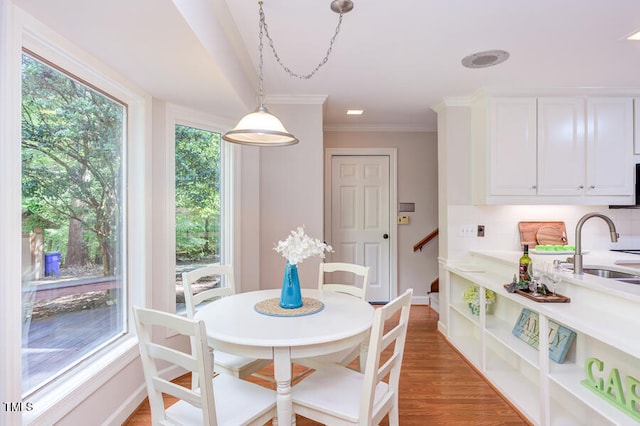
2 9 151 424
165 104 237 313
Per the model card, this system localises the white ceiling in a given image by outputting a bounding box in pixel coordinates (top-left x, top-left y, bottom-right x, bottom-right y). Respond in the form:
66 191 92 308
13 0 640 132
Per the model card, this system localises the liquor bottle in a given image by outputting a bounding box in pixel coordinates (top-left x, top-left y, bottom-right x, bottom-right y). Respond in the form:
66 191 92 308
518 244 532 289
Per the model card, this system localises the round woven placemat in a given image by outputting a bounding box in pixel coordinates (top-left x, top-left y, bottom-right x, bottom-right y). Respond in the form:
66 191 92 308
254 297 325 317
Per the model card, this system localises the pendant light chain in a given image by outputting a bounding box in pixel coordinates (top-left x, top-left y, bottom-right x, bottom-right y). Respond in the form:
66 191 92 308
257 2 266 105
258 1 345 80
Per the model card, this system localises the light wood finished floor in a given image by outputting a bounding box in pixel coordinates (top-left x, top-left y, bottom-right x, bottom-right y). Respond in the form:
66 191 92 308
124 305 530 425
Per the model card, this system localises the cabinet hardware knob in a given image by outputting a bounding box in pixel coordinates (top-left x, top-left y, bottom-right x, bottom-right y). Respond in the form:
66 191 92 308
579 185 585 189
531 185 537 189
589 185 595 189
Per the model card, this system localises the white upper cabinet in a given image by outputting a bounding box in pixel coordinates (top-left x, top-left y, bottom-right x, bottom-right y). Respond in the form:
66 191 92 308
475 95 634 205
537 97 585 196
487 97 537 195
585 97 634 196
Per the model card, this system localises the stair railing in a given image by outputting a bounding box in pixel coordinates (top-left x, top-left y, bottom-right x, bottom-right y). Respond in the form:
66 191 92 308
413 228 438 252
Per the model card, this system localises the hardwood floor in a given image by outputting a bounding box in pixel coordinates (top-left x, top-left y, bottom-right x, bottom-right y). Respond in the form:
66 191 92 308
124 305 530 425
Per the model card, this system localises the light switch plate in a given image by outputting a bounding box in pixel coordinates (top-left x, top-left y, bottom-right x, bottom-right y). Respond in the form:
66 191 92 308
459 224 475 237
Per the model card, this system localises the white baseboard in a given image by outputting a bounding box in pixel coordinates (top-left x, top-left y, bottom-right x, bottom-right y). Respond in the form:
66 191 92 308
103 364 186 425
411 295 429 305
428 292 439 312
102 383 147 426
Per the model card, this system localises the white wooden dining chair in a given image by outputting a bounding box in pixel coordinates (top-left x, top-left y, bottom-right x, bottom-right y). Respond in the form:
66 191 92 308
133 306 277 426
295 262 371 373
291 288 413 426
182 264 272 386
318 262 370 300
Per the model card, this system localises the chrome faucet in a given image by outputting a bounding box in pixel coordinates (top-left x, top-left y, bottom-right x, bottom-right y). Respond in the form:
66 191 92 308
573 213 619 275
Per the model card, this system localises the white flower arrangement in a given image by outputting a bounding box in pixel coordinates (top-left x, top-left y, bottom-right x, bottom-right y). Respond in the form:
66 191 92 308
274 226 333 265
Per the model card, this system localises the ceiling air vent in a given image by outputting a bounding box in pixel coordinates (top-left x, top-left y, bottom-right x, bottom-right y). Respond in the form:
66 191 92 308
462 50 510 68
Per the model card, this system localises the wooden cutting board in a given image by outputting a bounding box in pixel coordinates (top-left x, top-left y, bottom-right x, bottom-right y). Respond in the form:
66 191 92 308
518 221 568 249
536 225 568 245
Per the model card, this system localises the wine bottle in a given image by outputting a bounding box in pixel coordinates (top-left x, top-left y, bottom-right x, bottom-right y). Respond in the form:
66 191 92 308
518 244 532 289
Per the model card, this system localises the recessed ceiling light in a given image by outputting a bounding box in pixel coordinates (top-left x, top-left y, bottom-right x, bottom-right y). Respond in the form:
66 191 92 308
347 109 364 115
462 49 510 69
627 30 640 40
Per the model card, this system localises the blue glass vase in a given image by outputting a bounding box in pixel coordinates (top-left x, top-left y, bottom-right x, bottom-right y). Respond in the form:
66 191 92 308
280 261 303 309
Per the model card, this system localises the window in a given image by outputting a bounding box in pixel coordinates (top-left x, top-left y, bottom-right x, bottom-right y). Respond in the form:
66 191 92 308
174 125 222 311
21 51 126 395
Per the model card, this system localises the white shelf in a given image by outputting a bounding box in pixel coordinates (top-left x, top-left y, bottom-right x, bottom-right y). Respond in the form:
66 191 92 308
549 381 615 426
550 365 640 425
449 300 480 325
448 308 481 366
445 262 640 426
485 315 540 368
483 360 541 424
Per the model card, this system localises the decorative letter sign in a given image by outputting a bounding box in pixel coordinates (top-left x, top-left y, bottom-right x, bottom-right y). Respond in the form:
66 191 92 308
582 357 640 421
511 308 576 363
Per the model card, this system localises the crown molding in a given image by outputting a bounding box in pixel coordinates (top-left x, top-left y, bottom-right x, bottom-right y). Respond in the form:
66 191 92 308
323 124 435 133
265 94 328 105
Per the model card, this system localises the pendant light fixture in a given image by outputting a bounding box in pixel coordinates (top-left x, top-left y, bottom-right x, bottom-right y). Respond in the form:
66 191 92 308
223 0 353 147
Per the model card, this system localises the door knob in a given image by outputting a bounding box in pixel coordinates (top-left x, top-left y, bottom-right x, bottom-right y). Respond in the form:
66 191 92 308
383 234 389 239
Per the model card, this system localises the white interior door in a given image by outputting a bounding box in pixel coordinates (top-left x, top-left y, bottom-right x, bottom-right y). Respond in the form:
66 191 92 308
329 155 390 302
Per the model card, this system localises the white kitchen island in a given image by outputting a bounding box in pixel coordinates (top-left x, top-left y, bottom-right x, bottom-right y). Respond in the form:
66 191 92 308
444 250 640 426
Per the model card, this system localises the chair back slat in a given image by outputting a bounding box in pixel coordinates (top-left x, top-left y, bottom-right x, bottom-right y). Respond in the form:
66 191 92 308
146 343 198 372
318 262 370 300
380 323 406 351
376 351 400 383
183 264 236 318
151 377 203 408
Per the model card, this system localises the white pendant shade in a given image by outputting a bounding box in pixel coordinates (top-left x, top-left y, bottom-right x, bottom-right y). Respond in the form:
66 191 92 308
223 106 298 146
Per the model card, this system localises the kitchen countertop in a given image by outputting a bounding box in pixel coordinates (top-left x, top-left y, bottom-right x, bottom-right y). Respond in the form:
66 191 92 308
464 249 640 300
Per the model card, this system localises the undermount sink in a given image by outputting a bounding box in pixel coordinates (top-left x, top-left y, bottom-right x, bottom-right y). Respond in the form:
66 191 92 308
582 268 639 279
616 278 640 285
582 267 640 285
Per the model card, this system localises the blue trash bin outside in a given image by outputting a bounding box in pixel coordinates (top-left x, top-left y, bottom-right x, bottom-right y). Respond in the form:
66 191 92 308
44 252 61 276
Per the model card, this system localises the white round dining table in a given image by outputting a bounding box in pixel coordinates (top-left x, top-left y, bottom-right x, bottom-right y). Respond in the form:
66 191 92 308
194 288 375 426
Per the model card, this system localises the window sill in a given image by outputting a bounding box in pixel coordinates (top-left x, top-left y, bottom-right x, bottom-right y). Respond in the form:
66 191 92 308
23 335 139 425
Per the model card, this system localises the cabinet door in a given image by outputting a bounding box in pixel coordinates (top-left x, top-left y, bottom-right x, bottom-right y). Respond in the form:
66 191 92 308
537 98 585 196
586 97 634 196
488 98 537 195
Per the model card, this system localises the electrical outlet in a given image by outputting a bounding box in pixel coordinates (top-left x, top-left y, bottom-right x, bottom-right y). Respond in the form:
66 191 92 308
459 224 475 237
477 225 485 237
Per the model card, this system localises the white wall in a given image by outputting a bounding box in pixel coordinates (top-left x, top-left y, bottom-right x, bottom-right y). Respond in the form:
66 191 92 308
324 130 438 303
434 100 473 332
253 99 326 290
449 204 640 254
238 144 261 293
